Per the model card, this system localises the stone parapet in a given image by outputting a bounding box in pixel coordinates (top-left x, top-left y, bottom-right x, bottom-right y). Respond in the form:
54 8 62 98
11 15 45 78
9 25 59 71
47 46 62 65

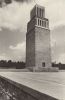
0 76 58 100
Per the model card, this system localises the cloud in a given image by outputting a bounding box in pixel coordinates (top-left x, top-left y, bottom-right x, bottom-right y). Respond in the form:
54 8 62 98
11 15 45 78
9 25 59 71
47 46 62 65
0 0 65 30
57 53 65 63
0 41 25 61
0 0 33 7
14 0 33 3
9 42 26 61
0 0 12 7
0 1 34 31
0 53 9 60
9 42 25 50
5 0 12 4
51 25 65 63
0 0 65 62
46 0 65 29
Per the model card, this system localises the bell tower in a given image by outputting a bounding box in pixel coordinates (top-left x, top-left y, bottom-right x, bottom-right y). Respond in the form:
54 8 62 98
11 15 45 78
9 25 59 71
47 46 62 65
26 5 51 71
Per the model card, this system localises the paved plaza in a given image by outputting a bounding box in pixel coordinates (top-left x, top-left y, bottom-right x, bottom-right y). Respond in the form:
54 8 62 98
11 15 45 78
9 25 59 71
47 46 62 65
0 71 65 100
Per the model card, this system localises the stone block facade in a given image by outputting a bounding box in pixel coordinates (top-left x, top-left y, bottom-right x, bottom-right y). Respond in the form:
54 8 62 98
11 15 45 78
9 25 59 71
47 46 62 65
35 26 51 69
26 26 51 70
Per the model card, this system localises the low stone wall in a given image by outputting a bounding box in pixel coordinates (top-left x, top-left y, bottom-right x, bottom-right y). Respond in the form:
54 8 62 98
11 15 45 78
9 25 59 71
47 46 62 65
0 76 58 100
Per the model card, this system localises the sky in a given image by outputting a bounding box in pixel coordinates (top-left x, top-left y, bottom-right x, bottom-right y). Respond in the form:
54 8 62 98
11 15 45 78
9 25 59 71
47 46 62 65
0 0 65 63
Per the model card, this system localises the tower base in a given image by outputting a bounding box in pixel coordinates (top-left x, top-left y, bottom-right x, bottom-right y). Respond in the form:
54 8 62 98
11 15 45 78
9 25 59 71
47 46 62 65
27 67 59 72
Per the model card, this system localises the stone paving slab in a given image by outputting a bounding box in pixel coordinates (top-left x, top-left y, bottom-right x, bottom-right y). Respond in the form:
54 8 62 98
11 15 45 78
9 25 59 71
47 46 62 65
0 72 65 100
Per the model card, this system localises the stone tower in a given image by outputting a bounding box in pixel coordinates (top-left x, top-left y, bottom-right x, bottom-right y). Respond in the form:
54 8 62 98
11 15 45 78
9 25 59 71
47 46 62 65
26 5 52 71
